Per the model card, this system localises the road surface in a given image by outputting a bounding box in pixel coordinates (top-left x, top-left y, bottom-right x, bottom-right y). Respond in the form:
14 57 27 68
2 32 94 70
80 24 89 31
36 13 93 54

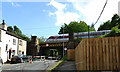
2 60 58 72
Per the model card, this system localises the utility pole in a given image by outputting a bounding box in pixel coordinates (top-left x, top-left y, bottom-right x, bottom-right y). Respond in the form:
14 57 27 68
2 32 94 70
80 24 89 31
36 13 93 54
63 25 64 57
88 26 90 38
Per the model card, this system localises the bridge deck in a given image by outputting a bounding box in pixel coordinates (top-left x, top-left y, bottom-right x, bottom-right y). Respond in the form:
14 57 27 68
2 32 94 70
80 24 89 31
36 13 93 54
40 41 68 47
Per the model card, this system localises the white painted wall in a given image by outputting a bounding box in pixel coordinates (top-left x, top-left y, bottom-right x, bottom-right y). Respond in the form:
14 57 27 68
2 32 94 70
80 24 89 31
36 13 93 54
0 23 27 63
6 34 18 55
0 29 27 63
19 39 27 55
0 30 7 63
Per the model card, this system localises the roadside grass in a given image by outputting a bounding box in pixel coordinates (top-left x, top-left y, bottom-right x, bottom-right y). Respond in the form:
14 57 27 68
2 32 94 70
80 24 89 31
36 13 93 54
49 56 67 72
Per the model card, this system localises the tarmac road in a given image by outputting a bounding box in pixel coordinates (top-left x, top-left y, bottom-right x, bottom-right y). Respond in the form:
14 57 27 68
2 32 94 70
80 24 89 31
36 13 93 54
1 60 58 72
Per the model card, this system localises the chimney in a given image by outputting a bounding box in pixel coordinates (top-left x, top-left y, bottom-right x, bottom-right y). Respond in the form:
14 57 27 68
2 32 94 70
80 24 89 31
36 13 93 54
2 20 5 25
1 20 7 30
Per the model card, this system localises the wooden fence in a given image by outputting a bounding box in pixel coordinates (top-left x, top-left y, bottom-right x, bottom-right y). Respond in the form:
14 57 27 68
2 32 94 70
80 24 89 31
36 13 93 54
75 37 120 71
67 49 75 60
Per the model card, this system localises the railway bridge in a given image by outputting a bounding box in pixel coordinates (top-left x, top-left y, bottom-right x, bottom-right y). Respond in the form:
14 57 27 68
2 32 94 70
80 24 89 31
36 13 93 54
39 41 69 58
39 32 80 59
39 40 79 60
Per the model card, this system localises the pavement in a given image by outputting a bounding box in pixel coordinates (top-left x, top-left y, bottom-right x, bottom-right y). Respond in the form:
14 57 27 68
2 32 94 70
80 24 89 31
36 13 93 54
53 61 77 72
1 60 58 72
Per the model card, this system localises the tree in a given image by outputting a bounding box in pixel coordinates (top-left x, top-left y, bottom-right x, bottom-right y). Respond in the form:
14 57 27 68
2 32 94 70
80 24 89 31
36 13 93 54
13 25 22 35
99 25 120 38
58 23 69 34
20 34 30 42
39 36 46 43
90 23 95 29
111 14 119 28
98 20 111 31
98 14 120 31
7 26 13 32
7 25 30 42
58 21 95 34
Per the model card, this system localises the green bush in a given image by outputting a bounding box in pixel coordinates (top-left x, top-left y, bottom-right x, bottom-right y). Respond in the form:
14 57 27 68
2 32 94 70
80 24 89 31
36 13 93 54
99 25 120 38
62 56 67 61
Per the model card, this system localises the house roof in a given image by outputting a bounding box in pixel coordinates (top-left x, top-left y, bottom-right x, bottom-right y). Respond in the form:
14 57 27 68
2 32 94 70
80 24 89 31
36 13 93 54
6 31 22 39
0 28 26 41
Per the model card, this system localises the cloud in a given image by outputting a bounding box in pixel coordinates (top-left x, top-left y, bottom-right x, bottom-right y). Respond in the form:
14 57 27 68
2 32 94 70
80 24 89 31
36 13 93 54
11 2 22 7
48 0 66 11
48 0 120 30
49 12 54 16
69 0 120 30
67 0 91 3
48 0 80 26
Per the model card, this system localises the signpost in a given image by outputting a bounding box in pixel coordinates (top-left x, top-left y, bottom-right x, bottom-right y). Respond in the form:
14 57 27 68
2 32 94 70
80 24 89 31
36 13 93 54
64 48 67 51
64 47 67 56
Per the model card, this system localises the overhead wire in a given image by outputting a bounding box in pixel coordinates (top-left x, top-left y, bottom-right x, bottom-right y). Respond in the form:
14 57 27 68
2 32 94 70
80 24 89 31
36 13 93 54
94 0 108 26
22 27 59 30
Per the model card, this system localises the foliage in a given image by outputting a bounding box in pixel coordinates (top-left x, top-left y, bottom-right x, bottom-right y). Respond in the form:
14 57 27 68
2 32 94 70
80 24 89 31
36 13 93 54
106 26 120 37
98 14 120 37
98 14 120 31
58 21 95 34
49 56 67 72
7 26 13 32
59 23 69 34
75 38 82 42
20 34 30 42
39 36 46 43
56 52 58 56
7 25 30 42
90 23 95 29
56 49 61 56
98 20 111 31
99 33 109 38
49 60 63 72
45 49 50 56
111 14 119 27
99 25 120 37
13 25 22 36
61 56 67 61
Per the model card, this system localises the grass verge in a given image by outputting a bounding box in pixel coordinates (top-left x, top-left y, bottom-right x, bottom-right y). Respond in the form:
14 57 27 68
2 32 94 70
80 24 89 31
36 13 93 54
49 56 67 72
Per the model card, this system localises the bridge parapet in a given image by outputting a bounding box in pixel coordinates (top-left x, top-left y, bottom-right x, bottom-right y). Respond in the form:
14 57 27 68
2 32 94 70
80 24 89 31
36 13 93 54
40 41 68 48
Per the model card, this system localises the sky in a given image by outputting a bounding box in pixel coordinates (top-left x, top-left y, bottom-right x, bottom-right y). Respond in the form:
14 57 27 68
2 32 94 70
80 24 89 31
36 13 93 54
1 0 120 38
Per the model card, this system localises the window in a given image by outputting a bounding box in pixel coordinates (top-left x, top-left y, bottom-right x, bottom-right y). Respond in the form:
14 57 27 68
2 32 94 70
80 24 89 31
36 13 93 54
19 40 22 46
13 39 16 45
